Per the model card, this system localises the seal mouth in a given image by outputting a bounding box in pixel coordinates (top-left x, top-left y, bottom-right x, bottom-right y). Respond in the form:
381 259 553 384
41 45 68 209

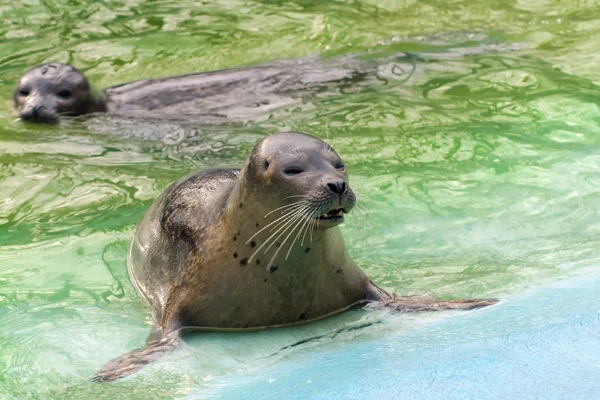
317 208 346 222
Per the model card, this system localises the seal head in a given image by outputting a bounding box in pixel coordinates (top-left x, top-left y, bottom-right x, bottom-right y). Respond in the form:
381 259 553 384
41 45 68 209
237 131 356 231
13 63 106 123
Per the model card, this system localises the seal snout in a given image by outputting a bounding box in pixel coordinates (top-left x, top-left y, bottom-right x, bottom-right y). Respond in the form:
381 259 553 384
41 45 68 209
20 103 58 124
313 177 355 227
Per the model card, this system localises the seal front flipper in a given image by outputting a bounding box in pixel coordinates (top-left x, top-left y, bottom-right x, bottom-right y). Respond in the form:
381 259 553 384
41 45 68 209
363 280 497 312
92 331 181 382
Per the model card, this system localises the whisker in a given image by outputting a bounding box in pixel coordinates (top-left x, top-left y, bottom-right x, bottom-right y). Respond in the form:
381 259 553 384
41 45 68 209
353 207 373 232
286 205 319 259
301 209 316 246
351 209 363 238
283 195 309 200
248 205 310 263
247 202 308 244
309 207 319 243
356 201 377 218
263 200 308 218
268 206 313 268
355 201 377 229
262 204 311 257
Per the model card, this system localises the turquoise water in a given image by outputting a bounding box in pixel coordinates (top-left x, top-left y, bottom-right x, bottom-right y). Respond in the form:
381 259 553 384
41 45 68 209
1 1 600 399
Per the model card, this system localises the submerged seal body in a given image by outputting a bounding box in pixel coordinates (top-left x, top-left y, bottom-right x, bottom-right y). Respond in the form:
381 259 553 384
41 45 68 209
95 131 496 382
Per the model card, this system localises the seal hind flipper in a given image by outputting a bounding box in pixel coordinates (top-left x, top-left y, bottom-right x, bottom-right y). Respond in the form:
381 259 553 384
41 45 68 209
364 280 497 312
365 297 498 312
93 333 181 382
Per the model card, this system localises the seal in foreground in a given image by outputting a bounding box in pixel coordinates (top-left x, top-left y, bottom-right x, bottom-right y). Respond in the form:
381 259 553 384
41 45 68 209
94 131 495 381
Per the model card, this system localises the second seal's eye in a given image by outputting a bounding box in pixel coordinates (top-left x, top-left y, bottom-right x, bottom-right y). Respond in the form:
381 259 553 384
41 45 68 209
57 89 72 99
18 89 30 97
334 161 345 170
284 167 304 176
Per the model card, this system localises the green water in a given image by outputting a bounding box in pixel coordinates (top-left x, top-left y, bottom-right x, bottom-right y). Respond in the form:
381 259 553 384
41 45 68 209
1 1 600 399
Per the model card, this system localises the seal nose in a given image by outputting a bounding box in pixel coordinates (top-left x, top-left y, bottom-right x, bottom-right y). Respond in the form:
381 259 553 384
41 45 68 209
21 104 42 119
326 181 346 195
20 103 56 123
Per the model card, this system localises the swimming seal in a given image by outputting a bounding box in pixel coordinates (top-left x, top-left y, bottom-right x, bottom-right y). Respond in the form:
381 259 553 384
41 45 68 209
93 131 496 382
13 58 368 124
13 40 523 125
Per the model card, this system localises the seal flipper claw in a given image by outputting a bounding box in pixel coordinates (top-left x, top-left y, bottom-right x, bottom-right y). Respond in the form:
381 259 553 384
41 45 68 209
93 333 181 382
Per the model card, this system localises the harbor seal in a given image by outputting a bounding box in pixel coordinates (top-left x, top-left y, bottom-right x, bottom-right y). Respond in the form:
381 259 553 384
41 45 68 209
14 40 522 125
13 59 369 125
94 131 496 382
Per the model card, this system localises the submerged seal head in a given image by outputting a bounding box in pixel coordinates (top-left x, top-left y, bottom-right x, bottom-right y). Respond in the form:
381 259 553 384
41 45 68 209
13 63 105 123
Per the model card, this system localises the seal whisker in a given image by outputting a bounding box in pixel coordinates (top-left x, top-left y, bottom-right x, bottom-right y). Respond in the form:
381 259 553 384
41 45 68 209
266 204 310 236
301 205 320 246
304 207 318 245
361 208 375 231
263 200 308 218
267 205 313 268
355 201 376 218
310 205 322 242
286 205 319 260
350 209 363 237
247 202 308 244
261 205 311 258
354 201 376 230
352 208 371 232
248 204 311 263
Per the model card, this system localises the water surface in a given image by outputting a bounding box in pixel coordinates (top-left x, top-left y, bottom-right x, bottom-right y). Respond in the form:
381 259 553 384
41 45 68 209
1 1 600 399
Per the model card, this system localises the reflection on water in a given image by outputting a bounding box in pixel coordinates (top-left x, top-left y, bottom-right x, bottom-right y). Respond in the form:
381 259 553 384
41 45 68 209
1 0 600 398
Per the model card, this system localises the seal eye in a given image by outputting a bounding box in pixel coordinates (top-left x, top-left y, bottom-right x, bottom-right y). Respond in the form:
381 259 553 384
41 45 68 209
57 89 72 99
18 89 30 97
284 167 304 176
334 162 345 170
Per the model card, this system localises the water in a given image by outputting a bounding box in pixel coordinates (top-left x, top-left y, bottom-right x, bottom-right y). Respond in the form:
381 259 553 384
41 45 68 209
1 1 600 399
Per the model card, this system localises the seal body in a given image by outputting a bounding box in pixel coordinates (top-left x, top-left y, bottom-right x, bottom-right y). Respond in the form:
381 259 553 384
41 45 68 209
129 132 369 332
104 57 364 123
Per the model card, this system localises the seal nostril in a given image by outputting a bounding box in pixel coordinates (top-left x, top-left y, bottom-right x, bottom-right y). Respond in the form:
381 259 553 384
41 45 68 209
327 181 347 195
